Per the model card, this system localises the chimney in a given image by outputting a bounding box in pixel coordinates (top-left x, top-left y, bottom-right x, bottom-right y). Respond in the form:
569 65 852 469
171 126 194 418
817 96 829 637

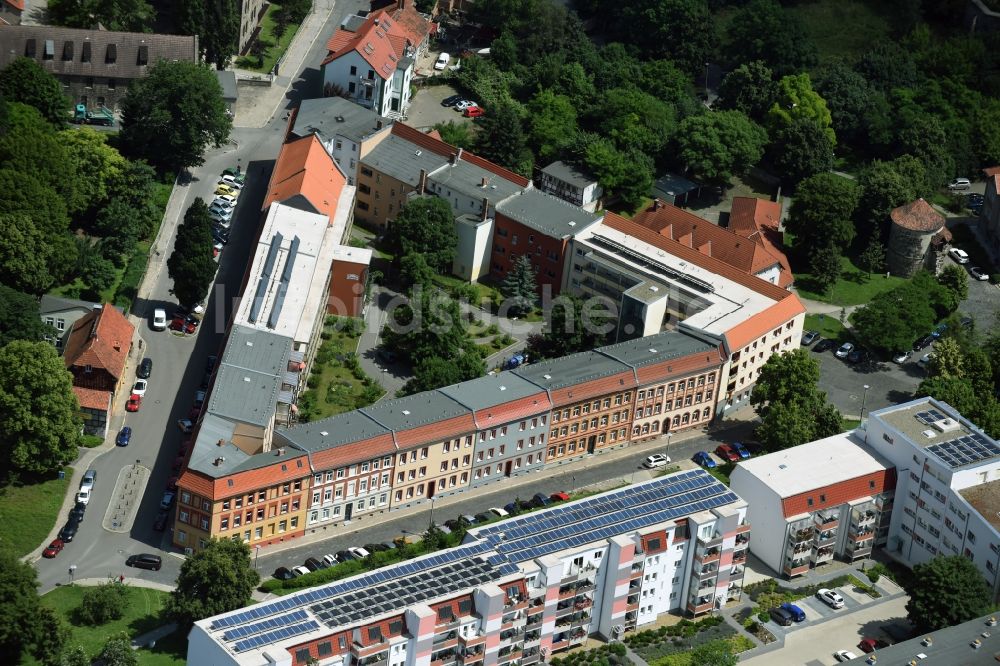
276 447 285 455
418 168 427 194
398 0 404 9
217 439 225 447
456 147 463 161
481 197 489 222
480 177 488 188
114 340 121 351
376 119 383 130
653 199 663 211
449 152 457 165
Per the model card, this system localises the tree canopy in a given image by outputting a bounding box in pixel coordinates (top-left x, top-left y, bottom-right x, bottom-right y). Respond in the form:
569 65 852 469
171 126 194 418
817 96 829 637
723 0 818 76
499 256 538 318
0 287 53 347
178 0 239 69
0 58 69 126
785 173 859 253
675 110 768 185
390 197 458 275
167 539 260 627
48 0 153 32
904 556 992 632
526 294 615 360
167 199 217 308
120 61 231 171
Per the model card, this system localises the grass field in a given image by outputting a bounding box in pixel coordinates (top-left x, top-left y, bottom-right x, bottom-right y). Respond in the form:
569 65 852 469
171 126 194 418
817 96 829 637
27 585 184 666
235 3 301 74
794 254 907 306
0 469 71 557
784 0 892 65
803 313 848 341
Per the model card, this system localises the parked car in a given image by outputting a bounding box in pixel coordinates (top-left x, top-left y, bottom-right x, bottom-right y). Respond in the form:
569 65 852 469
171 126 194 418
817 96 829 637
780 602 806 622
550 491 571 502
949 247 970 264
893 350 912 364
846 348 867 364
834 651 858 663
948 177 972 190
732 442 751 459
334 550 356 563
441 94 464 107
489 507 509 519
58 521 78 542
209 203 233 217
170 316 196 334
177 418 194 433
768 607 793 626
531 492 552 508
858 638 889 653
115 426 132 447
966 193 984 207
920 352 935 364
474 512 494 524
209 211 232 225
81 469 97 490
434 52 450 70
75 488 91 505
503 502 519 514
193 390 207 408
219 175 243 189
693 451 716 468
801 331 820 346
42 539 65 558
835 342 855 359
643 454 671 468
153 510 169 531
160 491 176 510
205 356 218 373
969 266 989 281
913 334 936 351
813 338 836 353
126 394 142 412
273 567 295 580
137 357 153 378
291 565 311 577
464 105 485 118
348 547 370 559
222 167 244 181
304 557 324 571
455 100 478 111
714 444 740 463
215 184 237 197
816 588 845 609
126 553 162 571
213 195 236 208
69 501 86 523
152 308 167 330
131 379 148 396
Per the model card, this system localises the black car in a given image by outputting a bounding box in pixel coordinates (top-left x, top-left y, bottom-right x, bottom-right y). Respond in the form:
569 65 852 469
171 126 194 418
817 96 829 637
137 357 152 379
126 553 162 571
273 567 295 581
212 230 229 245
364 542 392 553
475 512 494 524
199 372 212 389
70 501 86 523
847 348 867 364
59 521 78 542
441 94 464 107
813 339 836 353
206 356 218 373
303 557 324 571
913 334 936 351
335 550 357 563
769 607 793 626
153 510 169 532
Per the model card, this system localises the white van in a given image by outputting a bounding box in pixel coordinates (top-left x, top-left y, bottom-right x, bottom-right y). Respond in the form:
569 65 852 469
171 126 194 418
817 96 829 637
152 308 167 330
434 52 450 70
948 178 971 191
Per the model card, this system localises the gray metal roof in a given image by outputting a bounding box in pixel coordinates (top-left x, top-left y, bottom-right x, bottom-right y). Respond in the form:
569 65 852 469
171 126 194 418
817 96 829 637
652 172 700 199
496 188 601 239
427 158 523 205
598 330 716 368
215 70 238 101
361 391 471 431
290 97 391 145
540 160 596 188
514 350 630 390
274 411 390 452
839 613 999 664
437 373 546 412
206 326 292 427
361 134 450 187
342 14 367 31
39 294 99 315
186 414 245 477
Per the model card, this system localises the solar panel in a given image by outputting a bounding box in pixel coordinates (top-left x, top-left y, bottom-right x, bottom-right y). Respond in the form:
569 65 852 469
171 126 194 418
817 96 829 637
233 620 320 652
927 433 1000 468
223 609 309 641
915 409 947 425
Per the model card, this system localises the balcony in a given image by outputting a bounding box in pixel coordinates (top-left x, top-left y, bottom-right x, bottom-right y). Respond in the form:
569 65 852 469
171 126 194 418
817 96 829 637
698 532 723 547
433 633 459 651
431 649 458 666
850 528 875 543
815 513 839 529
562 563 597 583
358 653 388 666
812 547 834 563
792 526 815 542
732 552 747 565
699 565 719 580
697 547 721 564
354 642 389 658
734 521 751 534
631 562 643 573
783 560 810 577
687 598 714 615
735 534 749 547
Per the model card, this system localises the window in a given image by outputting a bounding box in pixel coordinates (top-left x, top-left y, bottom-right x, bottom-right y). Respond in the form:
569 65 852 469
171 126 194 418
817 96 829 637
438 606 454 621
319 641 333 656
296 648 312 663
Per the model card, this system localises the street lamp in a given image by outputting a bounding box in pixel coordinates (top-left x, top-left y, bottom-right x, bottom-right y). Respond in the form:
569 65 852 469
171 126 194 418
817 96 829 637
860 384 871 421
254 546 260 571
428 497 436 529
666 431 673 457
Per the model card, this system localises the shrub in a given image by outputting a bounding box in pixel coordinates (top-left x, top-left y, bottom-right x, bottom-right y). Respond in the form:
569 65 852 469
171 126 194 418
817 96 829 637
80 434 104 448
77 581 130 625
307 375 320 389
866 568 881 584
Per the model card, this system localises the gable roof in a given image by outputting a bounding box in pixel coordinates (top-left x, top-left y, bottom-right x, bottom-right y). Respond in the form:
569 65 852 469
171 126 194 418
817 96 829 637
263 134 346 222
289 97 391 145
391 123 530 186
727 197 792 288
62 304 133 380
39 294 99 316
321 8 429 77
3 0 24 12
73 386 110 411
632 201 790 286
890 198 944 232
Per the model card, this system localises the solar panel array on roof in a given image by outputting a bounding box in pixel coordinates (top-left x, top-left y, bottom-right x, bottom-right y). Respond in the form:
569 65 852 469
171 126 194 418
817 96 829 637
233 620 320 652
927 433 1000 469
915 409 947 425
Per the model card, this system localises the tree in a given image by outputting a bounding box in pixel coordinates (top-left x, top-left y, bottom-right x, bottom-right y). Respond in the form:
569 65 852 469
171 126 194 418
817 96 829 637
432 121 474 150
0 58 69 126
857 42 919 94
750 349 821 418
0 214 57 294
0 551 43 661
581 137 654 210
79 253 117 298
398 252 436 293
0 286 53 346
856 156 928 230
403 351 486 394
476 104 532 176
857 237 886 277
499 255 538 318
390 197 458 274
526 294 615 360
816 62 876 144
61 128 127 210
767 74 835 148
95 633 137 666
0 341 80 475
937 264 968 305
851 284 937 353
785 173 859 252
615 0 716 75
928 338 964 379
59 646 90 666
675 110 768 185
49 0 153 31
384 288 477 365
77 581 130 625
120 61 231 170
167 539 259 627
167 199 217 308
807 246 842 291
177 0 239 69
723 0 817 76
768 117 834 184
905 556 991 632
716 61 779 122
527 89 578 163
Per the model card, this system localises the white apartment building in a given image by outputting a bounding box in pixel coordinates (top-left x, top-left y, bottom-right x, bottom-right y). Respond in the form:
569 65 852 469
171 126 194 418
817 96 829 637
188 471 749 666
864 398 1000 601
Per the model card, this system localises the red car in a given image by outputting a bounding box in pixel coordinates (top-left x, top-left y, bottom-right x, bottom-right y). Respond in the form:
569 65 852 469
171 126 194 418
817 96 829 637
170 317 196 333
858 638 889 653
714 444 741 463
550 491 571 502
463 105 485 118
126 394 142 412
42 539 65 558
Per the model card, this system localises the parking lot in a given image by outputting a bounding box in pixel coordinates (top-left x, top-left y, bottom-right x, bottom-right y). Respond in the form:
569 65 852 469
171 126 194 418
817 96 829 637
763 583 886 641
406 83 475 130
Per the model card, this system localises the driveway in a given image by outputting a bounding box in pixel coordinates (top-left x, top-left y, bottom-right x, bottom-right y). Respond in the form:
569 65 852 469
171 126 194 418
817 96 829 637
406 83 474 130
812 344 923 419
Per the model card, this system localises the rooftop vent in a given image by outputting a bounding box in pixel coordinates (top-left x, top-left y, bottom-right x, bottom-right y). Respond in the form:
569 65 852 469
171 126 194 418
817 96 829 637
217 439 225 447
543 374 552 380
276 447 285 455
649 349 657 353
320 431 329 436
568 221 576 226
499 386 506 391
649 286 659 292
214 456 226 466
244 376 251 382
402 409 411 415
335 115 345 122
778 464 787 470
415 150 422 156
921 429 937 439
246 340 254 347
931 417 961 433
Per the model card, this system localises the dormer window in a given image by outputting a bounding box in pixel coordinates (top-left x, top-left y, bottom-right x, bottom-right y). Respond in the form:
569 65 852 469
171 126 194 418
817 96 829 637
105 44 117 63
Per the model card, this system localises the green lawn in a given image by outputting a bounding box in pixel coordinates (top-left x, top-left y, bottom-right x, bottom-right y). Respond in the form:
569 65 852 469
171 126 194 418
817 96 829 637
794 254 907 306
804 313 848 341
27 585 184 666
842 418 862 430
607 196 653 219
706 462 735 486
785 0 891 65
235 3 301 74
298 318 384 421
0 469 70 557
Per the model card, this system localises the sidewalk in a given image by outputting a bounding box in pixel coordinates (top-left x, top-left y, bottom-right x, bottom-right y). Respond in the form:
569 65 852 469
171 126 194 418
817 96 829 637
231 0 336 128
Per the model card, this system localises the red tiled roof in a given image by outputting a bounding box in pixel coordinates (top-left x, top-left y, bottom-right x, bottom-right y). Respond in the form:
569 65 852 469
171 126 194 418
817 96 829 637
472 393 552 429
984 166 1000 178
386 2 431 49
548 371 637 408
781 469 895 518
73 386 110 411
890 198 944 232
321 7 429 75
390 123 531 187
394 413 478 448
4 0 24 11
728 197 792 288
724 295 806 351
633 201 789 287
62 305 133 381
310 434 397 470
177 469 215 498
633 353 723 386
264 134 346 223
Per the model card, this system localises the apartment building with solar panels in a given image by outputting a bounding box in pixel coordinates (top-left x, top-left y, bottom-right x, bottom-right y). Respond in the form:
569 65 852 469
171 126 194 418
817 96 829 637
862 398 1000 601
189 471 749 666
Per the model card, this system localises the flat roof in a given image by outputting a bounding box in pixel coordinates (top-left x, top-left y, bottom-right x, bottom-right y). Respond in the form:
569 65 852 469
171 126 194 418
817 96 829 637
496 188 601 239
291 97 390 145
274 411 389 452
234 203 337 344
514 350 630 391
331 244 372 264
428 157 523 205
471 470 741 563
577 223 776 338
187 414 246 477
541 160 596 188
652 172 699 198
840 613 1000 664
205 326 292 428
598 329 716 367
960 480 1000 532
361 134 451 187
734 431 890 499
437 373 547 412
875 399 1000 469
361 391 470 431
